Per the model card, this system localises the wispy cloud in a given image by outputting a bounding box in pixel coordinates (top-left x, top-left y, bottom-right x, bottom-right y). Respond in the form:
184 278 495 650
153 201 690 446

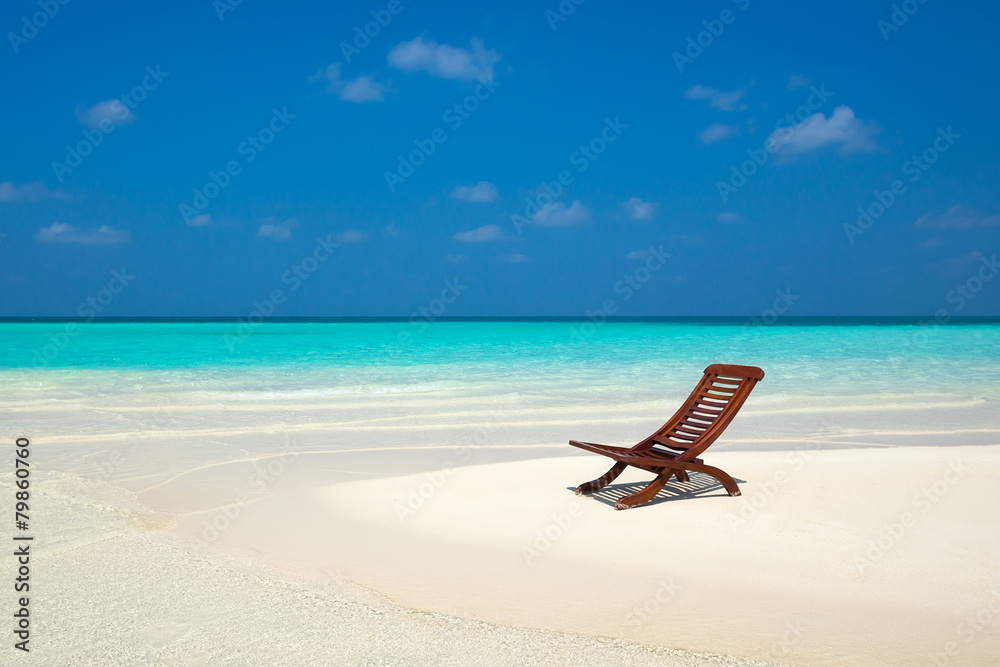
532 201 589 227
0 181 71 202
698 122 737 144
926 250 985 273
768 106 879 157
500 253 528 264
257 224 292 241
333 229 366 243
388 37 500 81
717 212 740 222
257 217 299 241
444 254 467 264
627 250 650 260
314 63 390 103
187 214 211 227
75 100 135 128
684 82 752 111
454 224 504 242
915 205 1000 229
37 222 130 244
624 197 657 221
452 181 498 203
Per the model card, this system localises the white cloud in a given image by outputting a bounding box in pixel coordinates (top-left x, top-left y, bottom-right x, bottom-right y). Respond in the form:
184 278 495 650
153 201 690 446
257 223 292 240
454 224 504 243
257 217 299 241
915 205 1000 229
717 212 740 222
698 123 737 144
75 99 135 128
921 238 944 248
444 254 468 264
36 222 130 244
624 197 657 221
532 200 589 227
316 63 390 103
452 181 498 203
0 181 71 202
384 223 400 238
768 106 879 156
684 83 752 111
501 253 528 264
388 37 500 81
187 214 211 227
627 250 650 261
698 122 737 144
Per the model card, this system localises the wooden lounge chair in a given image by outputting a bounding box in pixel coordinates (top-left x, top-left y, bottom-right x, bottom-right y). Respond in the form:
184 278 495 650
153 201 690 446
570 363 764 510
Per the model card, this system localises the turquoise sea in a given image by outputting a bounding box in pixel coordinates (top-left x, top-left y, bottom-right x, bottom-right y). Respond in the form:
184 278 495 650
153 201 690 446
2 317 1000 392
2 318 999 456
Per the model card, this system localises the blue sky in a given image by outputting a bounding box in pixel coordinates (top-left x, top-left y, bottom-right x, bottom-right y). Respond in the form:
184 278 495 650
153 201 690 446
2 0 999 317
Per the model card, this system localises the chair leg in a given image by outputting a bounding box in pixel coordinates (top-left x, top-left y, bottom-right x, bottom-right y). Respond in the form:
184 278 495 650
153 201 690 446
675 469 690 483
696 464 741 496
576 462 627 495
614 472 672 510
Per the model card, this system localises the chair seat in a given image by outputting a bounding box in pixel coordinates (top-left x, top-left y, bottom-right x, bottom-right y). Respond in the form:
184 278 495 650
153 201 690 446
569 440 703 469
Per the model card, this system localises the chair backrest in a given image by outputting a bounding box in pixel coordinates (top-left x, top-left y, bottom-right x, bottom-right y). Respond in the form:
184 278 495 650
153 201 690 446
639 363 765 460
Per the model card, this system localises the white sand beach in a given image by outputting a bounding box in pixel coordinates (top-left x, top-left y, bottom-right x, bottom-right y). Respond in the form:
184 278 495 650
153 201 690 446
9 377 1000 666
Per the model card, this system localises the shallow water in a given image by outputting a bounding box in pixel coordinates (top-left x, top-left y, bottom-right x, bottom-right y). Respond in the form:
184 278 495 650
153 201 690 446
2 320 998 459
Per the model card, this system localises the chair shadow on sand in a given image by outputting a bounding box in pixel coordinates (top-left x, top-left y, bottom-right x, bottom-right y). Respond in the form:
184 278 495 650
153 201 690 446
565 471 747 510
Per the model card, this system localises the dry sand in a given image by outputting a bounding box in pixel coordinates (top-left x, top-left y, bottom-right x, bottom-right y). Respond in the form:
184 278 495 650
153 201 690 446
164 446 1000 667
